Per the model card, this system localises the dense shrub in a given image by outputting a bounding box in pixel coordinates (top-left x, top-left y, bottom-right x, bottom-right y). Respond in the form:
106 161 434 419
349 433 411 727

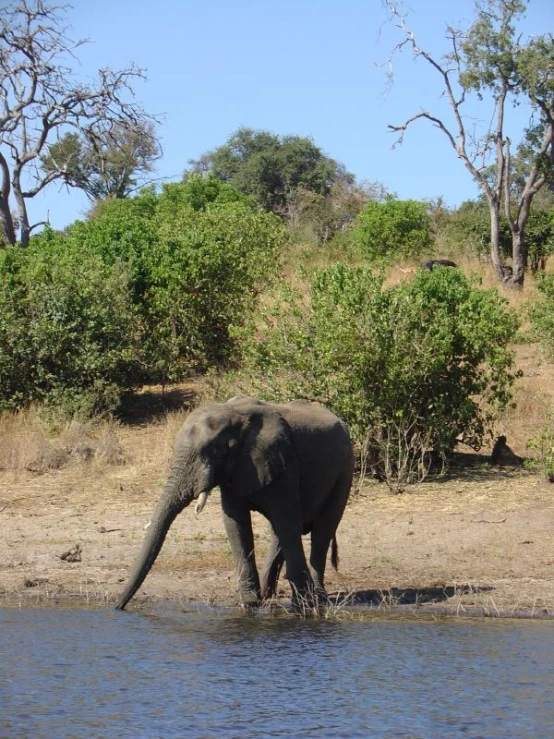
67 177 286 381
353 197 434 264
0 240 141 414
528 274 554 357
525 406 554 482
0 176 287 413
235 266 519 489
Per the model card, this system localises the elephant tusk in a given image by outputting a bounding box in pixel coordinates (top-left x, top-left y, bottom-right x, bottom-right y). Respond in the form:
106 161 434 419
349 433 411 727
144 520 151 530
195 491 209 515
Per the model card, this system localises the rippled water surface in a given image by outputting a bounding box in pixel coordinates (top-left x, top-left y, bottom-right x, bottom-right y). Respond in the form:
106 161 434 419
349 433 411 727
1 607 553 738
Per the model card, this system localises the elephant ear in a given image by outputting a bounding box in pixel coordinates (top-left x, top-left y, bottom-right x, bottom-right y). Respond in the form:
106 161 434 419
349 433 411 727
230 407 296 496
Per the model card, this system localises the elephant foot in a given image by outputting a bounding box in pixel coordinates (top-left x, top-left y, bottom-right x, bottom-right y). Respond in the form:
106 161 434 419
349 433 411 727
238 589 262 609
290 584 327 617
291 597 319 617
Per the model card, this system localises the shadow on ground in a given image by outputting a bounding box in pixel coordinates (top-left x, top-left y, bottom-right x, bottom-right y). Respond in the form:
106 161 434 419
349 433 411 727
334 584 494 607
423 452 529 485
117 387 197 425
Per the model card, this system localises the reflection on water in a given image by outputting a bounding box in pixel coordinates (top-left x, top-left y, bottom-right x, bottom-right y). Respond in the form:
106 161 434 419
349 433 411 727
0 606 553 738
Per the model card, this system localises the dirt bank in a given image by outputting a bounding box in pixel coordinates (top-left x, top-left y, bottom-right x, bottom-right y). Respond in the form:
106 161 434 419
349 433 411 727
1 426 552 618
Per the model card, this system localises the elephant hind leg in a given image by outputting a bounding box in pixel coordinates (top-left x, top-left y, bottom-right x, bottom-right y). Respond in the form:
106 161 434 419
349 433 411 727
309 457 353 595
260 530 284 600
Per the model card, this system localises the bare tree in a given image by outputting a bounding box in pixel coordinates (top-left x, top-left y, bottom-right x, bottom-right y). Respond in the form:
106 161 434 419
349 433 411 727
0 0 160 247
384 0 554 288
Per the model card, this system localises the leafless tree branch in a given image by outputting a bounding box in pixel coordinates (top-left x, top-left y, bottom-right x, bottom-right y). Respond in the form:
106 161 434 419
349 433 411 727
0 0 161 246
382 0 554 288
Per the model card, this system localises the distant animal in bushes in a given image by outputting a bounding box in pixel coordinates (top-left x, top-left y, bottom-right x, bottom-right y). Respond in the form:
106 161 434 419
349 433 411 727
420 259 458 270
490 436 523 467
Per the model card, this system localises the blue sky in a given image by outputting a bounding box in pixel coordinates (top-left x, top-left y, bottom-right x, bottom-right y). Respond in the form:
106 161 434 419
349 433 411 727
29 0 554 230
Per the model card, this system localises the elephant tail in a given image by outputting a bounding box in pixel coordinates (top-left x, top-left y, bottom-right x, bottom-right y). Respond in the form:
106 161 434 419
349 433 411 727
331 536 339 570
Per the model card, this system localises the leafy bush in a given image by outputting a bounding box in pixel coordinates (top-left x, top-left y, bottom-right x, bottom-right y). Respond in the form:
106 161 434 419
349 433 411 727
65 180 286 381
146 196 287 379
235 265 519 490
0 239 141 415
0 178 287 414
525 407 554 482
522 208 554 274
528 274 554 357
353 196 434 264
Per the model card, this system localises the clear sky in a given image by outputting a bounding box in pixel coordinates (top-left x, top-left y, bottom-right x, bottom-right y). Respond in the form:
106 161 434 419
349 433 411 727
29 0 554 230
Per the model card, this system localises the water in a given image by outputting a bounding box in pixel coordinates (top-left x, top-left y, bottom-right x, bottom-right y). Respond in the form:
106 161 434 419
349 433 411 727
1 607 553 739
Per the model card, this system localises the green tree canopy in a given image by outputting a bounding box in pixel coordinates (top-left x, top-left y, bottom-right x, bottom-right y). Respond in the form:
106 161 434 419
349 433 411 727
188 127 353 217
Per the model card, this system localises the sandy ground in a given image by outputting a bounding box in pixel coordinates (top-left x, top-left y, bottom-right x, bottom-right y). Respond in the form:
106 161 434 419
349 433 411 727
1 431 553 619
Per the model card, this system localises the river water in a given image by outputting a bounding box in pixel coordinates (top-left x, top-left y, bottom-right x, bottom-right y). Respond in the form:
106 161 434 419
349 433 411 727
0 606 553 738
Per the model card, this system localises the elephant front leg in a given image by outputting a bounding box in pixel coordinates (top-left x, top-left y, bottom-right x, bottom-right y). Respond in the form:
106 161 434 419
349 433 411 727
260 530 284 600
266 505 316 613
221 497 261 607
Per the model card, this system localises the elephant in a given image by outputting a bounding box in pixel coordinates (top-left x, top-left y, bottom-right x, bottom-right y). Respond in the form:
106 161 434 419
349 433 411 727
420 258 458 270
115 396 355 612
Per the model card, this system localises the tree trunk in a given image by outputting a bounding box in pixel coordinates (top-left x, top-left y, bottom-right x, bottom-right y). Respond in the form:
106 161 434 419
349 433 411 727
488 198 507 282
505 229 526 288
13 171 30 248
0 200 16 246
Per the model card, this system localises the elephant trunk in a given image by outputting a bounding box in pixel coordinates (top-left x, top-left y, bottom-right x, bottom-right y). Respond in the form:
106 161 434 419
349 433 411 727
115 467 197 610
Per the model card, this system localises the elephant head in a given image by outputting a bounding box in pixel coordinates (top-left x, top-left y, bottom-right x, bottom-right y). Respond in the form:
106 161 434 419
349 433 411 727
115 401 295 610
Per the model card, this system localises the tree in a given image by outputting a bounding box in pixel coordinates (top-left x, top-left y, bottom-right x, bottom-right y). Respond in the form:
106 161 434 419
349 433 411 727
434 196 554 273
188 127 351 218
40 122 161 201
0 0 160 247
63 178 287 383
285 177 385 245
385 0 554 287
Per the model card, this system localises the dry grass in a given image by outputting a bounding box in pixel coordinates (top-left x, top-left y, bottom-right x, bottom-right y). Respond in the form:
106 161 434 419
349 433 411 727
0 411 130 474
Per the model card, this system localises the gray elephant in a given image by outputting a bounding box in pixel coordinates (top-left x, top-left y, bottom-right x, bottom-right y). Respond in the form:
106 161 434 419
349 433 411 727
115 396 354 612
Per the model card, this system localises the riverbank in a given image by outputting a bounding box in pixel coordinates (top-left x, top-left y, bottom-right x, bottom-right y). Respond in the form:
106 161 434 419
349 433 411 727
1 415 552 618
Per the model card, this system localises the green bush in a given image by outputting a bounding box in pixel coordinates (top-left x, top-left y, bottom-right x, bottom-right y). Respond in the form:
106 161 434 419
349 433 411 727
525 407 554 482
529 274 554 357
0 177 287 414
235 265 519 489
62 180 286 382
145 197 287 379
353 196 434 264
0 239 141 414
